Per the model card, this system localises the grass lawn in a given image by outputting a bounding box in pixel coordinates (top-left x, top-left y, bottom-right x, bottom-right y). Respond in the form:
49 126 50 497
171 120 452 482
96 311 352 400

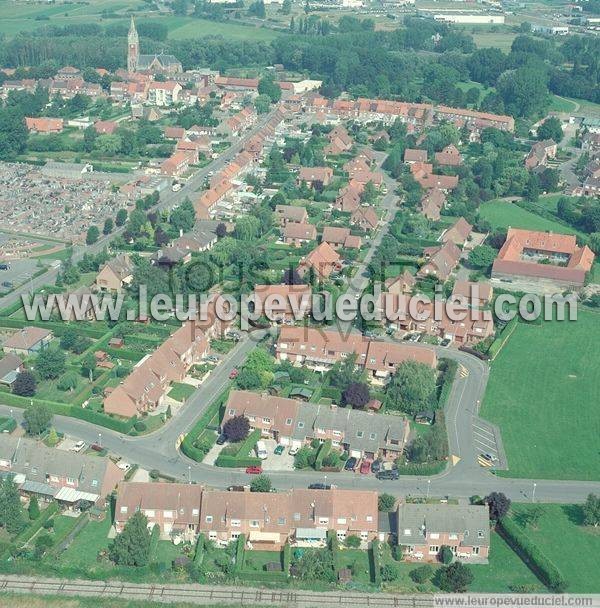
548 95 579 114
481 310 600 480
471 31 516 52
164 16 279 41
167 382 196 402
55 516 112 570
337 547 373 584
479 200 581 235
469 532 544 592
507 504 600 593
243 549 282 571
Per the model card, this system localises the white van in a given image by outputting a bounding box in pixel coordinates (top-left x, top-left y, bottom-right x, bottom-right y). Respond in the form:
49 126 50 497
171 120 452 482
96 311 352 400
255 440 268 460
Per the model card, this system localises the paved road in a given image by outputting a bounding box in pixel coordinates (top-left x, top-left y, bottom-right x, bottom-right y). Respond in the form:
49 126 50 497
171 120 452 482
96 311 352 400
0 109 280 311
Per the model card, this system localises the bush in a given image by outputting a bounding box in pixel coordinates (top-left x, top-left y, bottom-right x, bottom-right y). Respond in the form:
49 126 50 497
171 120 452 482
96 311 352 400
410 564 433 583
314 439 332 470
439 545 454 564
378 493 396 512
498 517 567 592
381 563 399 582
370 539 381 585
134 420 147 432
193 533 206 566
223 415 250 442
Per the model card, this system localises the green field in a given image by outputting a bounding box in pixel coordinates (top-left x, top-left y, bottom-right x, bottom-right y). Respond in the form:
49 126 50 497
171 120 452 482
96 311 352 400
508 504 600 593
0 1 279 40
479 199 581 235
167 382 196 402
471 31 517 52
481 310 600 480
548 95 579 114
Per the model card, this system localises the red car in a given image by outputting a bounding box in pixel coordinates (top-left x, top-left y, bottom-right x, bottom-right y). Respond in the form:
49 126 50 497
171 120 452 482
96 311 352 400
245 465 262 475
229 368 239 379
360 460 372 475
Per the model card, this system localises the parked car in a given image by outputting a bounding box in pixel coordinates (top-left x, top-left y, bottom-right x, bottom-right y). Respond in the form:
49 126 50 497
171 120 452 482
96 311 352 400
245 465 262 475
440 338 451 347
344 457 358 471
360 460 372 475
117 461 131 472
90 443 103 452
255 440 268 460
274 444 285 455
308 483 335 490
0 263 10 270
206 355 220 362
288 445 300 456
228 368 239 379
1 281 13 288
376 469 399 480
216 434 227 445
371 459 382 474
69 441 86 453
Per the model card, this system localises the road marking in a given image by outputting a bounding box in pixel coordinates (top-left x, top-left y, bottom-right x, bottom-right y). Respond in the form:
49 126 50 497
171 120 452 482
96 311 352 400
473 431 496 445
450 454 461 466
474 438 497 454
459 364 469 378
472 424 494 438
478 456 493 468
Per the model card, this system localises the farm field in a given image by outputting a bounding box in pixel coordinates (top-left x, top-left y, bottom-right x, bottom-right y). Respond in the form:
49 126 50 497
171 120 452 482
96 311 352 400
164 16 279 41
507 504 600 593
481 310 600 481
471 31 517 52
479 199 581 235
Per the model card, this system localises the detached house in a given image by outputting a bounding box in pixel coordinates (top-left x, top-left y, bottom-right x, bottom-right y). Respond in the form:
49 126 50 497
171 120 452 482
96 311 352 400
25 117 64 134
297 242 342 280
404 149 428 164
396 503 490 562
435 144 462 167
275 205 308 226
297 167 333 190
252 284 312 322
418 241 462 282
3 327 53 356
525 139 557 170
351 207 378 231
321 227 361 250
95 253 135 293
283 222 317 247
441 217 473 247
147 81 182 106
420 189 446 221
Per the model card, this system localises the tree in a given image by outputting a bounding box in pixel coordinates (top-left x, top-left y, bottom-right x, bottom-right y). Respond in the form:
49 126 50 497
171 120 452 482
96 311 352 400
28 496 40 520
216 222 227 238
103 218 114 235
81 352 97 379
86 224 100 245
468 245 497 270
0 477 26 534
342 382 370 408
485 492 511 521
410 564 433 583
438 561 474 593
116 208 128 227
328 353 362 390
235 367 262 390
254 94 271 114
223 415 250 442
23 403 53 436
36 347 66 379
57 370 80 392
345 534 361 548
537 117 562 143
524 173 540 201
439 545 454 564
234 215 261 241
170 199 195 234
34 533 53 559
250 474 272 493
0 107 28 160
258 76 281 103
12 370 37 396
381 563 399 582
384 360 436 415
109 511 151 566
378 493 396 512
496 67 549 118
582 493 600 527
46 427 59 447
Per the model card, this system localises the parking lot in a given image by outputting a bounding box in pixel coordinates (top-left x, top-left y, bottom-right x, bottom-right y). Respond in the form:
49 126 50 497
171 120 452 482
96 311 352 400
472 417 508 470
0 257 39 293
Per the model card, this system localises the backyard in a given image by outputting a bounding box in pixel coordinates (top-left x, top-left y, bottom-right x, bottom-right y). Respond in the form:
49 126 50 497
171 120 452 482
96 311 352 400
479 199 580 235
481 310 600 480
506 503 600 593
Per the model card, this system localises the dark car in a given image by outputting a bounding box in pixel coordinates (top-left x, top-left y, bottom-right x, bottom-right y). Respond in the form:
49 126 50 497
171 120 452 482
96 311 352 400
371 459 382 474
308 483 333 490
216 434 227 445
376 469 400 480
344 457 358 471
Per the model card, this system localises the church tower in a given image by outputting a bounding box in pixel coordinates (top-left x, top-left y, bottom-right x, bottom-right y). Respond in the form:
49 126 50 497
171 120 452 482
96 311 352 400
127 16 139 73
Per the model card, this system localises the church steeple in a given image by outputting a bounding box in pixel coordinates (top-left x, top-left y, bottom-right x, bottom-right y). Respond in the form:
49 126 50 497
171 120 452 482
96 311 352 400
127 16 139 73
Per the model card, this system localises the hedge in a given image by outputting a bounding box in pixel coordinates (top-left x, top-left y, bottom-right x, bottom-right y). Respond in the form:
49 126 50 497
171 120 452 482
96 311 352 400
314 439 332 471
0 393 136 434
282 542 291 573
104 347 145 362
193 533 206 566
49 511 88 555
235 534 246 573
0 318 106 339
327 530 341 572
12 502 59 549
498 516 567 592
181 387 230 462
214 454 262 468
148 524 160 563
370 539 381 585
0 417 17 433
236 570 289 583
488 316 519 360
397 461 446 476
437 359 457 409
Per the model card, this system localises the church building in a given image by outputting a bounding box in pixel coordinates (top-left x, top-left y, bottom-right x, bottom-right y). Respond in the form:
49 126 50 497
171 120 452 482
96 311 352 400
127 17 183 76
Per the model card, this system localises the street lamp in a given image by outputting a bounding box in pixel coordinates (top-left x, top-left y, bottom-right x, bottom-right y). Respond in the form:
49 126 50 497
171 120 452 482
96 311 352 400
426 479 431 500
98 433 102 448
532 482 537 503
188 465 192 484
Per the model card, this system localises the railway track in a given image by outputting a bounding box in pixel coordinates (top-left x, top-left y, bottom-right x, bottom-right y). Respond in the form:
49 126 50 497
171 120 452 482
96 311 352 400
0 575 434 607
